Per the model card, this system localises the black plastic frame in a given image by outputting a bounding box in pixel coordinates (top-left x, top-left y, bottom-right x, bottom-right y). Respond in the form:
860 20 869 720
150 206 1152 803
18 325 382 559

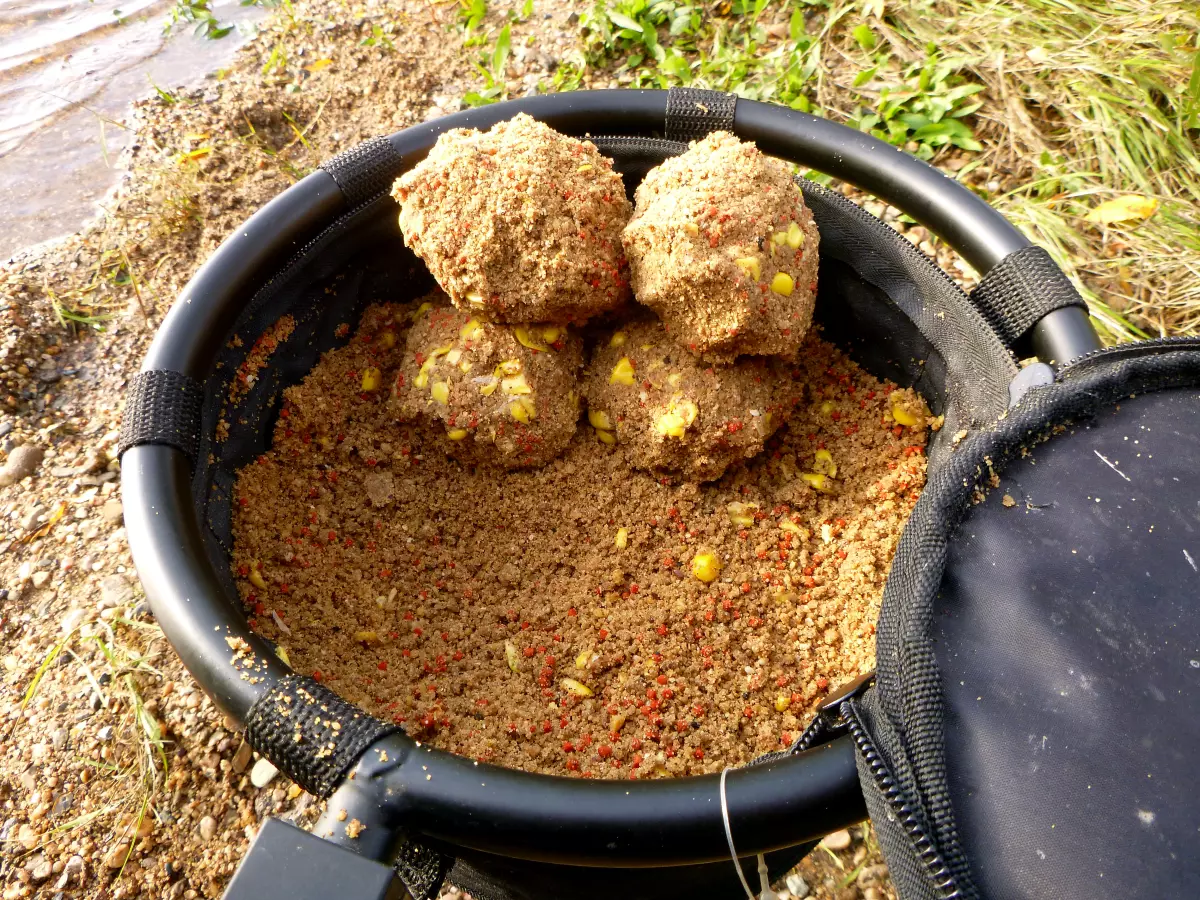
126 90 1101 873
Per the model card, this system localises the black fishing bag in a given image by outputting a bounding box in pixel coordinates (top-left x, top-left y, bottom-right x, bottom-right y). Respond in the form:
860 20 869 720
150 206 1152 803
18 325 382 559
828 339 1200 900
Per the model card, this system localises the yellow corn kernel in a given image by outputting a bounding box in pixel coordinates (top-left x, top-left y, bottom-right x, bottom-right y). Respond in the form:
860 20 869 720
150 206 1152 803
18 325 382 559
501 373 531 395
610 712 627 733
447 428 469 441
577 164 593 173
683 222 700 236
354 630 380 645
734 256 762 282
445 349 462 366
561 677 593 697
575 649 592 670
465 290 485 307
286 783 301 800
667 372 682 387
588 409 614 431
249 568 268 591
819 400 834 416
460 318 482 341
505 640 520 672
772 590 798 604
495 358 523 376
691 552 722 583
727 502 758 528
786 221 805 249
414 301 432 317
275 645 291 666
542 326 562 344
821 523 834 544
780 520 810 539
770 272 795 296
596 428 617 445
813 448 837 477
479 377 499 397
514 326 549 352
610 331 627 348
510 398 536 423
377 331 397 350
610 356 635 386
615 527 629 550
459 360 473 373
800 472 836 494
892 402 922 427
772 230 788 246
775 695 792 712
654 397 699 438
430 381 450 405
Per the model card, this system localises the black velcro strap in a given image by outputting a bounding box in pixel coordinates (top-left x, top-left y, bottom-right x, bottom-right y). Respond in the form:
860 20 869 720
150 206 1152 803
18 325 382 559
394 842 454 900
665 87 737 143
119 370 203 465
244 674 400 798
969 245 1088 348
320 136 406 206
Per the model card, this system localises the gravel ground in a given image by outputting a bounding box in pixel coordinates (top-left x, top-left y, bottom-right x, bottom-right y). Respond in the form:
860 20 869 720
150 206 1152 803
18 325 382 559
0 2 906 897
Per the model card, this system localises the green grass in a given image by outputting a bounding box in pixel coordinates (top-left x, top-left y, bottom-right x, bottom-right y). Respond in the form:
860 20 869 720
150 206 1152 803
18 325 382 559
466 0 1199 342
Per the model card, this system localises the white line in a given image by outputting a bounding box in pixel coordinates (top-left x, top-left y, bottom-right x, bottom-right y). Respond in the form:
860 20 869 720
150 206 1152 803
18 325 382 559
1094 450 1130 482
1185 549 1198 574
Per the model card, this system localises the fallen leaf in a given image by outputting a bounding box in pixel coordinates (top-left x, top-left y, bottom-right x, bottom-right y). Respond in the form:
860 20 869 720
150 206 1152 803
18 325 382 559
1085 195 1159 225
305 58 333 72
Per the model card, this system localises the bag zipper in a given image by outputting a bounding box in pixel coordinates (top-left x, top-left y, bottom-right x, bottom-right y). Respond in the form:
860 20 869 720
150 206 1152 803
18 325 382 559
1059 335 1200 377
840 700 968 900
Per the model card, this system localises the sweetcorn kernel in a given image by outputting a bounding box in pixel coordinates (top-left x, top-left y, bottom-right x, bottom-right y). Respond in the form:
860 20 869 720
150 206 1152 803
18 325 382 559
775 695 792 712
786 221 805 249
575 649 592 670
576 164 593 173
596 429 617 445
653 397 699 438
377 330 397 350
800 472 835 493
734 256 762 282
459 318 482 341
465 290 485 307
772 230 788 246
691 552 722 583
505 640 520 672
561 677 594 697
891 402 922 427
683 222 700 236
430 381 450 405
615 527 629 550
478 377 499 397
588 409 615 431
770 272 795 296
415 301 433 317
447 428 469 441
542 326 562 344
813 448 837 477
610 357 635 386
360 368 383 391
510 397 536 423
609 331 627 348
726 502 758 527
501 373 531 395
514 326 549 352
249 568 268 591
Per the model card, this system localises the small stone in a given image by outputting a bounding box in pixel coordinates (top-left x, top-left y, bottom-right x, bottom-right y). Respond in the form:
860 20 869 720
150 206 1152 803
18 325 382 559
0 444 44 486
31 743 50 763
29 856 52 883
55 855 84 890
51 794 73 817
17 822 38 850
49 728 67 749
104 841 130 868
50 466 74 478
785 874 810 899
231 742 252 774
31 571 49 588
1002 493 1016 508
250 758 279 789
198 816 216 842
98 575 132 609
821 829 852 851
97 726 114 741
100 500 123 524
60 608 87 634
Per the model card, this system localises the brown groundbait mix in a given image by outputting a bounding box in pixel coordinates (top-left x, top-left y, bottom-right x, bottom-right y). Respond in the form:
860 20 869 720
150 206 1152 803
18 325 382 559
232 300 932 780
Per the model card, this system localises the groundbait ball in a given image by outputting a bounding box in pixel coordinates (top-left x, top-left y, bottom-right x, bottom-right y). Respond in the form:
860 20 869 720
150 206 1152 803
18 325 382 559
392 113 633 325
581 316 801 482
391 295 583 469
622 131 820 362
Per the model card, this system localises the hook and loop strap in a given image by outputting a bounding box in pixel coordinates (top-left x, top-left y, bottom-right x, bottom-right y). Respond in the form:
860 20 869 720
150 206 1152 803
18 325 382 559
244 673 400 798
968 245 1088 348
320 135 406 206
665 87 737 143
119 370 203 466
